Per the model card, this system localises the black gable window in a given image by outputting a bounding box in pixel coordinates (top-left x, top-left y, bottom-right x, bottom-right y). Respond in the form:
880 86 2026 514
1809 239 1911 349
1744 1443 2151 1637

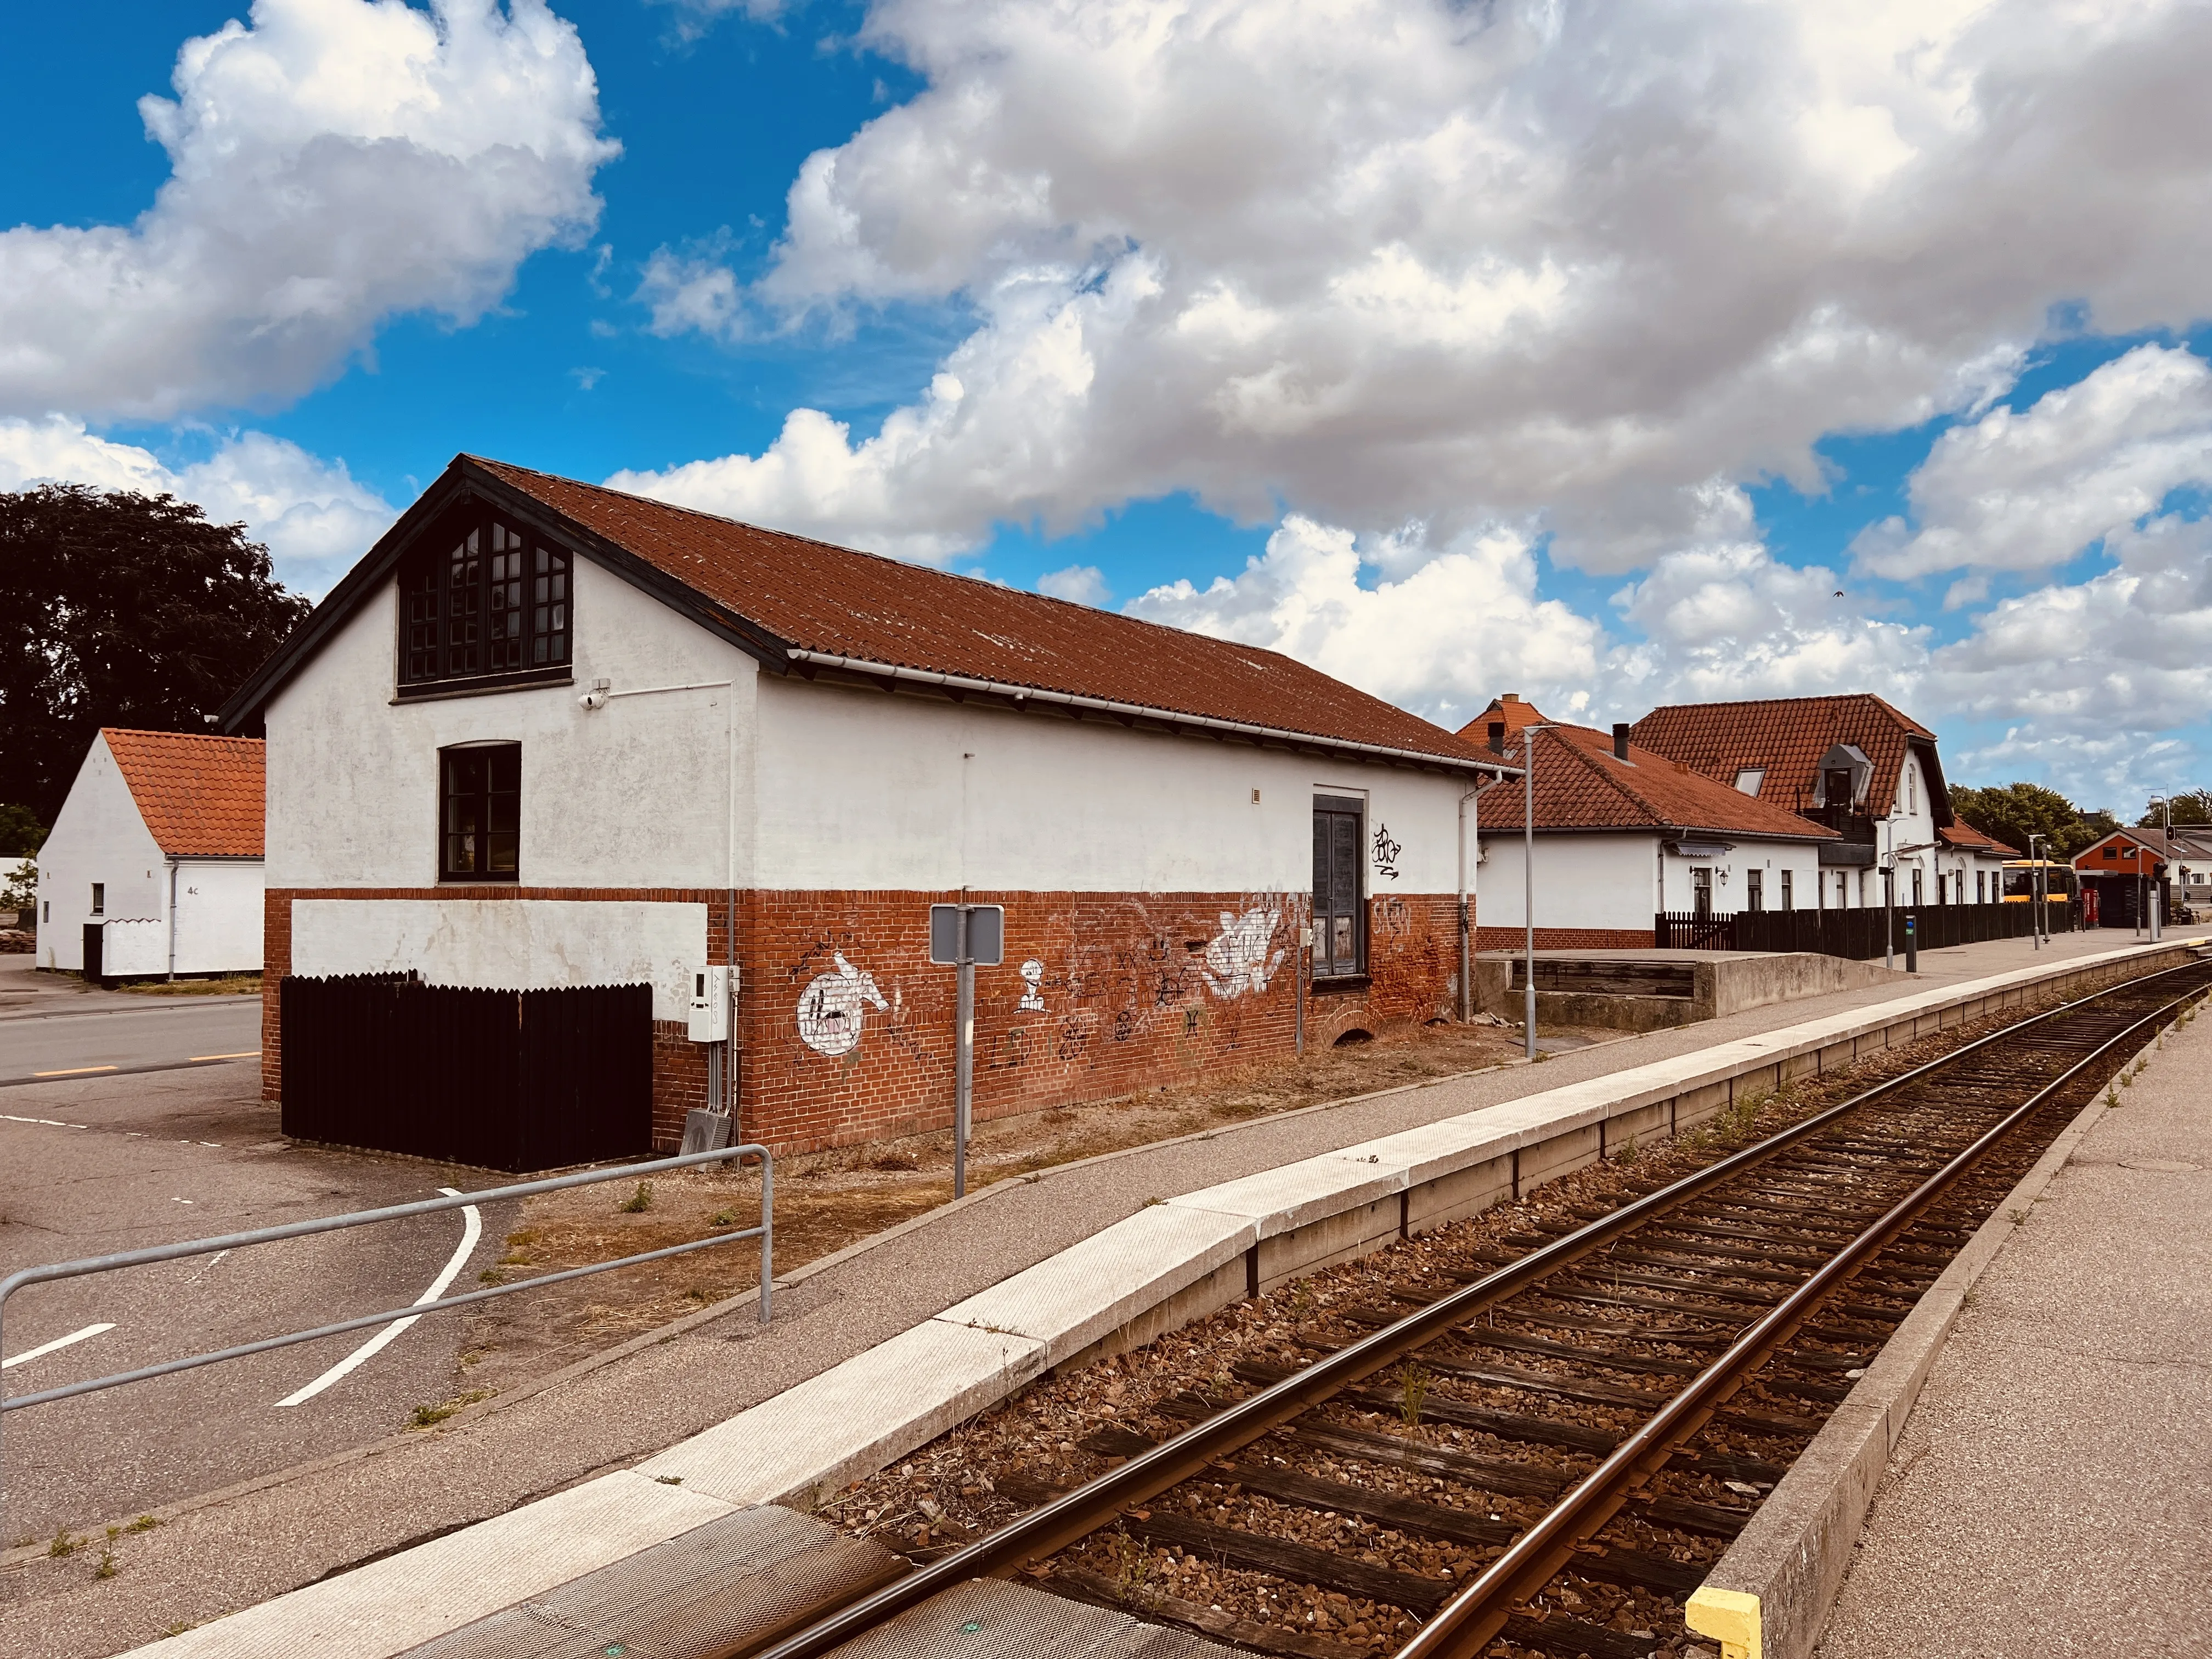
400 512 570 694
441 744 521 881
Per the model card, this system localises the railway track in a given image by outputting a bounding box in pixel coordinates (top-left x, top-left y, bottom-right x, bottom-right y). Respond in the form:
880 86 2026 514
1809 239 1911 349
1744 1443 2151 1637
751 956 2212 1659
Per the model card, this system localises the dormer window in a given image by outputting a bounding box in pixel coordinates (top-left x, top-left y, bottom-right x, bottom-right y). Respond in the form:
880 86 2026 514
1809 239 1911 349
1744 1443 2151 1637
399 511 571 695
1734 767 1764 796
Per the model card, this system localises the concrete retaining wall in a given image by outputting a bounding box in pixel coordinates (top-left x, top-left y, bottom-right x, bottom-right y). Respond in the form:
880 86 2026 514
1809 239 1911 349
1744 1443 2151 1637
1478 950 1903 1031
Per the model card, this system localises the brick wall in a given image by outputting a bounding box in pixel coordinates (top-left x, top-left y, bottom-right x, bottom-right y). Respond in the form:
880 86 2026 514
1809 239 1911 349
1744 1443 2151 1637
262 885 1460 1155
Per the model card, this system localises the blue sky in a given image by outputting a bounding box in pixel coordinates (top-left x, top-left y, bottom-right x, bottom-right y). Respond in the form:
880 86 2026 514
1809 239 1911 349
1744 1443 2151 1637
5 0 2210 816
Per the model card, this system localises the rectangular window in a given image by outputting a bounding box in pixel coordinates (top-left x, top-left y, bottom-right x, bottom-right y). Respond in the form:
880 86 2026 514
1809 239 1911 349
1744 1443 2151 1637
1977 870 1986 904
1746 868 1764 911
440 744 521 882
400 514 571 693
1691 867 1713 918
1911 867 1923 906
89 883 104 916
1312 794 1364 978
1780 870 1793 911
43 899 50 923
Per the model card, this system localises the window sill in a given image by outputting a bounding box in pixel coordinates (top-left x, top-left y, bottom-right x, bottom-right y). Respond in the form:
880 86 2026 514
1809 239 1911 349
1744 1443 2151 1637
394 670 573 705
1310 973 1371 994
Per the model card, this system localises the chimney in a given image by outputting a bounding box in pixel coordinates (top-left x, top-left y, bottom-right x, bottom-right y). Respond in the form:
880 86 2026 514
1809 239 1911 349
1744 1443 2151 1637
1612 723 1630 760
1486 721 1505 755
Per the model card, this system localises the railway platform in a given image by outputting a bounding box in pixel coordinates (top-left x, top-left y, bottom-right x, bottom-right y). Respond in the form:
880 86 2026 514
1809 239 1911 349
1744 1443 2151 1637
5 926 2206 1659
1807 960 2212 1657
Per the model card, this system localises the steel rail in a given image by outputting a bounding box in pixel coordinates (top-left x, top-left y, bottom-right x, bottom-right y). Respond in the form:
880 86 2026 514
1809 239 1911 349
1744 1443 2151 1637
742 956 2207 1659
1397 974 2209 1657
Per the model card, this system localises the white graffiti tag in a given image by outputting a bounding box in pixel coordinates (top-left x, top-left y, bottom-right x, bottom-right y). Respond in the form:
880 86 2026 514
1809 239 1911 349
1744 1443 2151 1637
796 952 889 1057
1018 958 1047 1012
1202 905 1285 999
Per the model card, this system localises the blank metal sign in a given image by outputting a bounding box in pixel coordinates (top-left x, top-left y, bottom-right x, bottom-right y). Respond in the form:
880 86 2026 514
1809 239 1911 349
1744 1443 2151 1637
928 904 1005 966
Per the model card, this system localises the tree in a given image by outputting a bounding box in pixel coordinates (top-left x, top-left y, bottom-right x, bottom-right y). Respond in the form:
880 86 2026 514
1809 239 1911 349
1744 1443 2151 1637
0 803 43 857
0 486 309 825
1949 782 2114 860
2138 791 2212 828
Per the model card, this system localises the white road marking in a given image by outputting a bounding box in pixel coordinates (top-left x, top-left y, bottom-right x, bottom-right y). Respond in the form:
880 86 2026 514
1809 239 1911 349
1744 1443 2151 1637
3 1323 117 1370
276 1187 482 1408
1 1113 88 1128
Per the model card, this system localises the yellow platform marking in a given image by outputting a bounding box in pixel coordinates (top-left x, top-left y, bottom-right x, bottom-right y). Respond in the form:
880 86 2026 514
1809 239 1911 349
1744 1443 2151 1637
32 1065 118 1077
190 1051 262 1062
1686 1585 1762 1659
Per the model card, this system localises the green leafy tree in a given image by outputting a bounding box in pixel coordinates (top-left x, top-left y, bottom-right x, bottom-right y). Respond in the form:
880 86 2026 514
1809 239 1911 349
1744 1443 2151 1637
2138 791 2212 828
1949 782 2114 860
0 486 309 825
0 803 43 857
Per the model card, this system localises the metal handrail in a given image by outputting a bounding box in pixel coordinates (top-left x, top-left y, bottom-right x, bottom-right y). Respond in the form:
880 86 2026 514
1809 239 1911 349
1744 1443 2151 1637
0 1143 772 1526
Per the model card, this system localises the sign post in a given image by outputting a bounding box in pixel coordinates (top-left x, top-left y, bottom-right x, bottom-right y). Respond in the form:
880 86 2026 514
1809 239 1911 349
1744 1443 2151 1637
930 903 1004 1198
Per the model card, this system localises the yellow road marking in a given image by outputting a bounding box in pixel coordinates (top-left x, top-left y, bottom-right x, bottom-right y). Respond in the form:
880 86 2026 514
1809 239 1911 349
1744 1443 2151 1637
33 1065 118 1077
190 1051 262 1062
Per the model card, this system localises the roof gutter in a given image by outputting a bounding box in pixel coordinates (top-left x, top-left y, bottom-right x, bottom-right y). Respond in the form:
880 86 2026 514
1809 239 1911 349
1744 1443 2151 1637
785 648 1516 780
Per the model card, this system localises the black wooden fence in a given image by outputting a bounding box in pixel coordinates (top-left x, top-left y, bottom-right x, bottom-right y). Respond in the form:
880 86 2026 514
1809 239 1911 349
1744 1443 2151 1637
281 973 653 1173
1657 902 2078 960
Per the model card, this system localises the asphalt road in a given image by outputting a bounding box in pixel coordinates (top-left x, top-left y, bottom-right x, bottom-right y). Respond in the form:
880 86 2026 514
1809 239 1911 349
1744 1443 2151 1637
0 961 263 1088
0 1061 509 1543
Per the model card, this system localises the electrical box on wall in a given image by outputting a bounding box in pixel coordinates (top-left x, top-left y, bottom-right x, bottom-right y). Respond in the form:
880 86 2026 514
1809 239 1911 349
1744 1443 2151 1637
688 965 732 1042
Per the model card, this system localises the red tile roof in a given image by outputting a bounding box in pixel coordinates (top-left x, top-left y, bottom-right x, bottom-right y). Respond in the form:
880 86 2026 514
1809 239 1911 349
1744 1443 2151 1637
469 458 1489 771
103 729 265 857
1629 693 1939 819
1456 699 1837 840
1939 821 2022 858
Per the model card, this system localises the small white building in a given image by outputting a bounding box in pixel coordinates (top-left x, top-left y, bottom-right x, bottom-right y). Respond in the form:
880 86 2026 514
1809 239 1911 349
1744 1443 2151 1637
1936 821 2023 906
35 729 266 979
1462 697 1838 943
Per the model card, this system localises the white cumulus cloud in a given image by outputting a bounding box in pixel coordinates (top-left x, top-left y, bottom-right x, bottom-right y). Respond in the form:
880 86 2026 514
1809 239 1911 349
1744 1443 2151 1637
641 0 2212 571
0 0 618 421
1854 344 2212 579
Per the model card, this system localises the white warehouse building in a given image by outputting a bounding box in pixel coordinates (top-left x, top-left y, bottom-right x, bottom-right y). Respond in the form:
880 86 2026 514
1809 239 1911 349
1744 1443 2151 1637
34 729 266 981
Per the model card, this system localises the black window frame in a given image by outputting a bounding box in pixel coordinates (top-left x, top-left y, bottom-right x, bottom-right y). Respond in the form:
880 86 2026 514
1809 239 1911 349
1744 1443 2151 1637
398 509 573 698
438 743 522 883
1312 794 1367 980
89 883 104 917
1745 868 1764 911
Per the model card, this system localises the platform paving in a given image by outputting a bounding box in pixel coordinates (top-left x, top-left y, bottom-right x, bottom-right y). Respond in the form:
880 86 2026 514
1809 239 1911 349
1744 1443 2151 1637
2 924 2200 1658
1810 961 2212 1657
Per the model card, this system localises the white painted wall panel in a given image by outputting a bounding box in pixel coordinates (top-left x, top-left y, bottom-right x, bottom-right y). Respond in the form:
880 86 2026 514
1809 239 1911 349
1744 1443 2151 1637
174 860 266 972
290 899 708 1019
751 675 1476 895
1477 832 1827 928
264 558 757 890
33 734 168 971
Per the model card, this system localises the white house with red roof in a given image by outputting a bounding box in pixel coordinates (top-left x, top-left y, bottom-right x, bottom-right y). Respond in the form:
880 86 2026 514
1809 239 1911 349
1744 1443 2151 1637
1936 820 2024 906
33 729 267 979
221 455 1515 1160
1458 696 1841 946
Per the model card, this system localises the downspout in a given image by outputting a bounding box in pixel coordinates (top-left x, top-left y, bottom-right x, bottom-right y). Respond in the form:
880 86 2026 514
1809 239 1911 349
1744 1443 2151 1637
166 858 179 983
1457 777 1502 1022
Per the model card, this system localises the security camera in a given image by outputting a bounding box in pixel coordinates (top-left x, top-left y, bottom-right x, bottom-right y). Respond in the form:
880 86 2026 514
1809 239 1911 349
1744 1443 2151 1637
578 676 611 711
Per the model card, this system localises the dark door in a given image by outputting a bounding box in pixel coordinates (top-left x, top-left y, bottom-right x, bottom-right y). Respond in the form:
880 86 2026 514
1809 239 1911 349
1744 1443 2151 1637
1312 794 1364 978
82 923 104 984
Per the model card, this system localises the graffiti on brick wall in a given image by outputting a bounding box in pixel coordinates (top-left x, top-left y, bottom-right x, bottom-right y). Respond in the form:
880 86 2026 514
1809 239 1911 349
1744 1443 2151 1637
797 951 889 1057
1018 958 1047 1011
1202 898 1286 998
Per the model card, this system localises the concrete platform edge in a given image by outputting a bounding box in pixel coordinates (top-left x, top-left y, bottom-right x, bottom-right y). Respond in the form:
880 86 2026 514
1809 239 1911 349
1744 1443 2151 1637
1685 946 2211 1659
116 938 2199 1659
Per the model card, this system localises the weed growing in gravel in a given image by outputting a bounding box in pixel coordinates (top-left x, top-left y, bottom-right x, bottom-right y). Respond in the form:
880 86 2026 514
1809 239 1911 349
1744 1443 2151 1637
94 1549 117 1580
409 1388 493 1427
1613 1132 1639 1166
618 1181 654 1214
710 1209 739 1226
47 1528 80 1559
1400 1364 1432 1427
1111 1528 1152 1592
123 1516 159 1534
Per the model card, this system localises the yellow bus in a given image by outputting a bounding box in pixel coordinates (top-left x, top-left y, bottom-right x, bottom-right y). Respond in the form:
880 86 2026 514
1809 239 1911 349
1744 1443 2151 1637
2001 860 2079 903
